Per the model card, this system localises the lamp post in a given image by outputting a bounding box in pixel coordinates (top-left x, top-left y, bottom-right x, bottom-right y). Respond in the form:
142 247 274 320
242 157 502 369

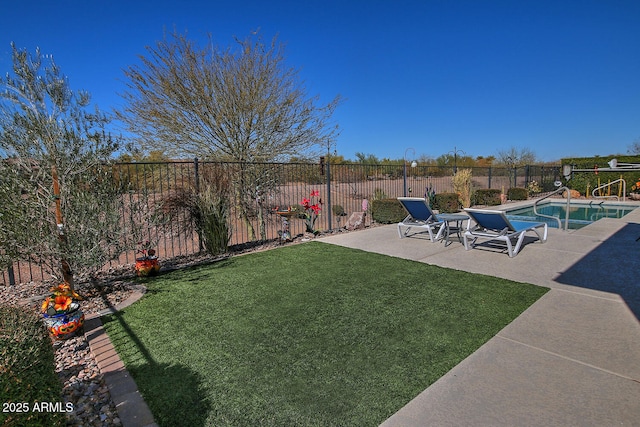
448 146 466 174
403 148 417 197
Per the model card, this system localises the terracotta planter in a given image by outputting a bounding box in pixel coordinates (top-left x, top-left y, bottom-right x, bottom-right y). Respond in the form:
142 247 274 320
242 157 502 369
42 302 85 340
135 257 160 277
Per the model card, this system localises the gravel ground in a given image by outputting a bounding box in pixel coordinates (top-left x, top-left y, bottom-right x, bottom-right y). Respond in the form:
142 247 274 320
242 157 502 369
4 275 136 426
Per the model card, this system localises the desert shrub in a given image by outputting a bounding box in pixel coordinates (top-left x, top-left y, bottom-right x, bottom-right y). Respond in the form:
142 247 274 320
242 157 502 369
194 187 231 256
473 189 502 206
371 199 406 224
331 165 367 183
434 193 461 213
0 306 65 427
286 163 325 185
160 184 231 256
507 187 529 201
372 188 388 201
526 180 542 195
452 168 473 208
332 204 347 226
331 205 346 216
291 204 307 220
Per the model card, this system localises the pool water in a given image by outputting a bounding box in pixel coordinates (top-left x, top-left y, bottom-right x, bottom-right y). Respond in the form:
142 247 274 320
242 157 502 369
506 202 636 229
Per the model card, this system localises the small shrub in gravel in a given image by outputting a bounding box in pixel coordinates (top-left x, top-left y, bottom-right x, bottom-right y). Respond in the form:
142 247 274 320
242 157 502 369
0 305 65 427
371 199 406 224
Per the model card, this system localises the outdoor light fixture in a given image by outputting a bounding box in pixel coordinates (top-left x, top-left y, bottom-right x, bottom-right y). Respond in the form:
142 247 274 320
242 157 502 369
605 158 640 170
562 158 640 180
448 146 466 174
403 148 417 197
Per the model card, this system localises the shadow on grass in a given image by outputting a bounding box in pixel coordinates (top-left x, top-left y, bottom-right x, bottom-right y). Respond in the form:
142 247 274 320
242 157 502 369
101 310 212 426
98 289 211 426
555 222 640 320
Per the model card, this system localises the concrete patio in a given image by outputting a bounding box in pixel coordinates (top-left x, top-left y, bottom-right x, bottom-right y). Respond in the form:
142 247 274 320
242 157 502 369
320 203 640 426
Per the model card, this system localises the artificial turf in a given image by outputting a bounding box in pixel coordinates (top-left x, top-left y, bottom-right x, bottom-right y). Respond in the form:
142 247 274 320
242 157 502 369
102 241 548 426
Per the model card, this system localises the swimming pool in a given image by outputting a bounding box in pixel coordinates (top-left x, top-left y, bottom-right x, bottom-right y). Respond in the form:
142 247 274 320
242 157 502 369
506 201 637 229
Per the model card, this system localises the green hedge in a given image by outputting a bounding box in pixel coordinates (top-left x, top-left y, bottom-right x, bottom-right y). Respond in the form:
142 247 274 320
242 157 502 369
434 193 461 213
0 306 65 427
507 187 529 201
371 199 407 223
472 189 502 206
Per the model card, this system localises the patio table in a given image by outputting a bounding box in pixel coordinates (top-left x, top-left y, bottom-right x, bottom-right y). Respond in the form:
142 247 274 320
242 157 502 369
437 213 469 246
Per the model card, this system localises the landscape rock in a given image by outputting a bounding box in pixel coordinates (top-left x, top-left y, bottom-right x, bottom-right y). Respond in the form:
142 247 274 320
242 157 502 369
345 212 366 230
563 189 581 199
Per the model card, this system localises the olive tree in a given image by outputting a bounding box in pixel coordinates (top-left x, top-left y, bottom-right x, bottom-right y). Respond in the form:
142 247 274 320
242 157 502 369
117 31 342 239
0 43 134 288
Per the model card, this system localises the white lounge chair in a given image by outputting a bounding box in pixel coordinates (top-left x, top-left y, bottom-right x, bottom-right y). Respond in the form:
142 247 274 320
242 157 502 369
463 208 548 257
397 197 446 242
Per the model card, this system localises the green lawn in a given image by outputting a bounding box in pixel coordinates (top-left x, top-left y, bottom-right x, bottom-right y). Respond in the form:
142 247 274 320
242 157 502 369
102 242 548 426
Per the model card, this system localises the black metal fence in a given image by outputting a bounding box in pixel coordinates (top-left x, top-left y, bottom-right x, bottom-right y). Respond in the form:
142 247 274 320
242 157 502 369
2 161 562 285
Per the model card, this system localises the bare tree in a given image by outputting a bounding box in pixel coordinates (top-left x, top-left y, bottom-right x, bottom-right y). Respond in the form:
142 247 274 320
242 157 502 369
496 146 537 168
117 31 342 239
118 30 342 161
628 137 640 155
495 146 537 188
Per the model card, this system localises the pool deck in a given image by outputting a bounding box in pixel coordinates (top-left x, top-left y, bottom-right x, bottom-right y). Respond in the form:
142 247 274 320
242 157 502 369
319 201 640 426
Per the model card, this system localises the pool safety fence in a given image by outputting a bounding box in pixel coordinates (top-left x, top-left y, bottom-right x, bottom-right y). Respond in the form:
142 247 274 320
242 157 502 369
2 160 561 285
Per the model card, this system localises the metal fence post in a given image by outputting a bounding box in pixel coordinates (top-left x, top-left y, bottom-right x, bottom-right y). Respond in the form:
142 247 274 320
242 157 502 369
7 266 15 286
194 157 203 253
326 160 332 231
194 157 200 194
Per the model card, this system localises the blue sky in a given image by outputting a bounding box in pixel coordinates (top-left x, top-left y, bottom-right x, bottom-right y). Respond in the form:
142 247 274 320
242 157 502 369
2 0 639 162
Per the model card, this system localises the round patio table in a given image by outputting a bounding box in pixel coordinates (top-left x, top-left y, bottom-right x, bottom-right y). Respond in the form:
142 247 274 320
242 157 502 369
436 213 469 246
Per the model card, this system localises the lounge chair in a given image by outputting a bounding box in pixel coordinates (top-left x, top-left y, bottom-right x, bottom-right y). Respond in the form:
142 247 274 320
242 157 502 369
397 197 446 242
463 208 548 257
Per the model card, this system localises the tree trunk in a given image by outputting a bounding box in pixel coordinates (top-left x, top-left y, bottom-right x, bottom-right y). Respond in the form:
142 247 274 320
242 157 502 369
52 166 75 290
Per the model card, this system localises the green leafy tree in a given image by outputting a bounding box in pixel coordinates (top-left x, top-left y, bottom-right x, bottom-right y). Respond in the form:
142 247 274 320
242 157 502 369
0 44 134 288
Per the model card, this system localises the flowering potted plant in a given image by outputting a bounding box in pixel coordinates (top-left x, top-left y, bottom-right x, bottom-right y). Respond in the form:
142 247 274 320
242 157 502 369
135 241 160 277
300 190 322 234
41 282 85 339
629 179 640 201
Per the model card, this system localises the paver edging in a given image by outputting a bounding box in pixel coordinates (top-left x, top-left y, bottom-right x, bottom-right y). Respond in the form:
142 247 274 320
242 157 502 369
84 285 158 427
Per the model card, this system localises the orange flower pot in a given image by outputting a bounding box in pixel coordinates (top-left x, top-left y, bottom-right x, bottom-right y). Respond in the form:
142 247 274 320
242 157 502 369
135 257 160 277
